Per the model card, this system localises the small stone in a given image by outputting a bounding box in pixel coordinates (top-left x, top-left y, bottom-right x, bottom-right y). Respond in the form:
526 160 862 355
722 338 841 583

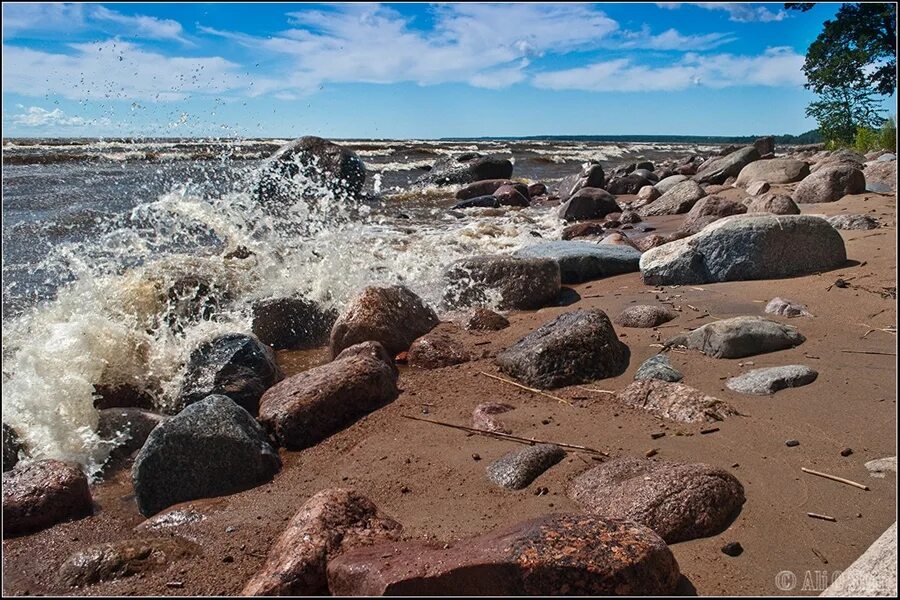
840 448 853 457
634 354 683 383
472 454 481 461
486 444 565 490
650 432 666 440
785 440 800 447
721 542 744 557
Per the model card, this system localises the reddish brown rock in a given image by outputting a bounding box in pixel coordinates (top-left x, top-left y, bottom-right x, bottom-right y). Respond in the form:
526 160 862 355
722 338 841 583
633 234 670 252
461 308 509 331
744 193 801 215
3 459 92 536
243 488 402 596
327 514 680 595
616 380 738 423
568 457 745 543
455 179 518 201
407 331 471 369
527 182 547 197
334 340 399 378
681 196 747 235
599 232 639 249
58 537 199 587
561 222 607 240
493 184 530 207
258 348 399 449
330 285 439 357
614 305 677 328
472 402 515 434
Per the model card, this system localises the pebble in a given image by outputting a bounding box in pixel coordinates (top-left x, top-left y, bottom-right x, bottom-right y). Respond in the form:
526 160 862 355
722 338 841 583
785 440 800 447
721 542 744 557
472 454 481 461
840 448 853 457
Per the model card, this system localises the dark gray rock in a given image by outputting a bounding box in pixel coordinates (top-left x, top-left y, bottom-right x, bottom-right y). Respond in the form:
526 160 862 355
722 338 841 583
251 297 337 350
694 146 760 185
3 423 23 472
495 309 630 389
556 162 605 202
453 195 501 209
606 173 654 195
664 316 805 359
455 179 518 201
97 408 167 466
640 215 847 285
132 395 281 516
486 444 565 490
725 365 818 395
415 154 513 187
177 333 282 415
634 354 683 383
514 242 641 284
557 188 620 222
444 255 560 310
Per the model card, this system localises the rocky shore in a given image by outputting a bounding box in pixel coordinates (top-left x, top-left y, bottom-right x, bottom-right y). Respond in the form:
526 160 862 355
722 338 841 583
2 136 897 596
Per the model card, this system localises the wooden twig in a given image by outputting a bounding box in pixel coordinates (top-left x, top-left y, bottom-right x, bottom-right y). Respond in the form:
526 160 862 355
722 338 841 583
575 386 616 395
811 548 829 564
840 349 896 356
400 414 609 457
801 467 870 491
807 512 837 522
479 371 573 406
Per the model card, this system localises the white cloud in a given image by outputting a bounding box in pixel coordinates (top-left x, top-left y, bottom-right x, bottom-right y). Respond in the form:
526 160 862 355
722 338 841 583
10 106 85 127
657 3 787 23
534 46 805 92
619 26 736 51
1 4 87 36
91 6 192 45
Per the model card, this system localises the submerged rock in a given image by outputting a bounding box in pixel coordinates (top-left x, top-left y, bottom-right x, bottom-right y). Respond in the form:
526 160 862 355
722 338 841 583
725 365 818 395
664 316 805 359
444 255 561 310
452 195 501 209
614 305 677 328
514 242 641 284
568 457 745 543
634 354 683 383
486 444 565 490
3 459 92 536
616 380 738 423
495 309 630 389
3 423 23 472
58 537 199 587
472 402 515 434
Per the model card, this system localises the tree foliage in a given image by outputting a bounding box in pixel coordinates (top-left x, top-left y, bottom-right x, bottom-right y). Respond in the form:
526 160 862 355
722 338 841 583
806 84 884 145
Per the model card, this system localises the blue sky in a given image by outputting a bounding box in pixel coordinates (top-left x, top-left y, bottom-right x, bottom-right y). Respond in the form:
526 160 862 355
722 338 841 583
0 2 891 138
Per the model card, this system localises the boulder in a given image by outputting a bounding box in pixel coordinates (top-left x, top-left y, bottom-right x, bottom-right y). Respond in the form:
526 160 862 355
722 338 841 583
680 196 747 234
725 365 818 395
865 457 897 478
556 162 605 201
3 423 23 472
256 137 366 205
664 316 805 358
493 184 530 207
735 158 810 186
330 285 439 357
495 309 630 389
636 186 661 206
416 154 513 187
744 193 801 215
527 182 547 197
486 444 565 490
3 459 92 536
654 174 689 195
97 408 167 466
333 340 399 378
177 333 282 415
568 457 745 543
514 242 641 284
793 164 866 203
634 354 683 383
455 179 518 201
746 181 770 196
561 222 607 240
827 214 879 230
765 297 812 318
444 256 560 310
616 380 738 423
606 173 654 195
810 149 866 172
753 136 775 156
614 305 677 328
58 537 199 587
632 168 658 183
638 180 706 217
407 331 471 369
633 234 670 252
132 395 281 516
640 215 847 285
820 522 896 597
242 488 402 596
460 308 509 331
694 146 760 185
472 402 515 434
864 159 896 193
620 209 642 224
251 297 337 351
452 195 501 209
599 232 639 250
258 344 399 449
327 514 681 595
557 188 620 222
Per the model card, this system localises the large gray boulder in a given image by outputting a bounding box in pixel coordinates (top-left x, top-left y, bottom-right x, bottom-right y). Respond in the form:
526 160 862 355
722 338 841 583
638 180 706 217
514 242 641 284
444 255 560 310
557 188 620 222
793 163 866 203
640 215 847 285
654 174 688 195
495 309 629 389
735 158 810 186
694 146 760 185
132 395 281 516
863 159 897 193
821 522 896 597
665 316 805 359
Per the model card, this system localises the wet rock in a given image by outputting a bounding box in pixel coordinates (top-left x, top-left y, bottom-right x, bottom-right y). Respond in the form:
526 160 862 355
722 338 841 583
3 423 23 472
821 522 896 597
620 209 642 224
258 344 399 449
765 297 812 318
177 333 282 415
793 163 866 203
486 444 565 490
330 285 439 357
654 174 689 194
746 181 770 195
606 173 654 195
132 395 280 516
827 214 879 230
493 184 530 207
460 308 509 331
495 308 630 389
557 188 620 222
680 196 747 233
725 365 818 395
556 162 605 201
638 180 707 217
333 340 399 379
515 242 641 284
97 408 167 466
634 354 683 383
92 383 155 411
3 459 92 536
640 215 847 285
865 457 897 478
616 380 738 423
444 255 560 310
863 159 896 193
452 195 501 209
527 182 547 197
735 158 810 186
256 137 366 205
633 169 658 183
416 154 513 187
251 297 337 350
635 186 661 206
408 331 471 369
614 305 677 328
327 514 680 595
58 537 199 587
665 316 805 359
568 457 744 543
472 403 515 434
561 222 608 240
694 146 760 185
455 179 518 201
744 192 801 215
243 488 402 596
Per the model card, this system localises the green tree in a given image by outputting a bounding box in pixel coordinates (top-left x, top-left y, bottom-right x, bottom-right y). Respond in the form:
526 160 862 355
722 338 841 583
806 83 883 146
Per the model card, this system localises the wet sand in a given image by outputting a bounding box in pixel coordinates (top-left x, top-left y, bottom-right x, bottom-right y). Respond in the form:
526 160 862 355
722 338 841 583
2 187 896 596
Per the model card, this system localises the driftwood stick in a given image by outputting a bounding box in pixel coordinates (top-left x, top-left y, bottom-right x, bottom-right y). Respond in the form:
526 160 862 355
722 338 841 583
807 512 837 522
479 371 573 406
575 386 616 395
840 350 896 356
801 467 870 491
400 414 609 457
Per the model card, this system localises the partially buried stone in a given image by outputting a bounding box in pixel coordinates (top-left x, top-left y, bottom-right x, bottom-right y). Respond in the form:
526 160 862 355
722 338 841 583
634 354 683 383
614 305 677 328
461 308 509 331
725 365 818 395
486 444 565 490
785 440 800 447
407 330 470 369
765 297 812 318
664 316 805 359
721 542 744 557
58 537 199 587
472 402 515 434
827 214 879 230
616 380 738 424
